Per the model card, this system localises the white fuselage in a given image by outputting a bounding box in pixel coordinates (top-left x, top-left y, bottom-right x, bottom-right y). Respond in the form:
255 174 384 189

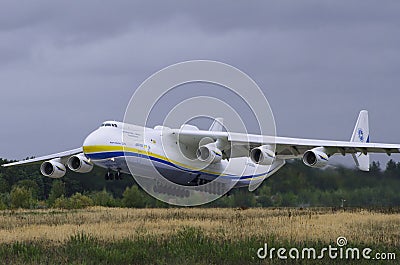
82 121 285 188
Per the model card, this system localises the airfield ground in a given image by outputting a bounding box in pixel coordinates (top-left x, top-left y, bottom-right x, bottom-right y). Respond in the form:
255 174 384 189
0 207 398 264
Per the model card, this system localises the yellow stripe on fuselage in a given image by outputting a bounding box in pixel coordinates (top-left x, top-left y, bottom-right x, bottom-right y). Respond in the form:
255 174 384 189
83 145 231 177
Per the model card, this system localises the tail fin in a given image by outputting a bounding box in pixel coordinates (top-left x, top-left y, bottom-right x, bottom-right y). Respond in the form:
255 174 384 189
350 110 370 171
209 117 224 132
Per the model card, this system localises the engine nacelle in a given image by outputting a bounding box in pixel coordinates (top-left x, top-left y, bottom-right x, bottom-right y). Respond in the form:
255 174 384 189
250 145 275 165
196 143 222 164
67 153 93 173
40 159 66 179
302 148 329 168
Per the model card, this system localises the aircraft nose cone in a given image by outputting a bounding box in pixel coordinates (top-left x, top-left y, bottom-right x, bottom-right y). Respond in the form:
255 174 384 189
83 129 103 149
82 126 122 155
83 132 94 147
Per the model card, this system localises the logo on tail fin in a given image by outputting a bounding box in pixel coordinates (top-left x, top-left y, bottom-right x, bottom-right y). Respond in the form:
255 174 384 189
357 128 364 142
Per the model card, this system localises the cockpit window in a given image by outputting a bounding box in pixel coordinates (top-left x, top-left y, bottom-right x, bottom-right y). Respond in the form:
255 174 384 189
101 123 118 128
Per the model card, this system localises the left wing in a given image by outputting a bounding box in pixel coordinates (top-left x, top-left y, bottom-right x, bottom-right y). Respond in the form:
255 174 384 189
1 147 82 167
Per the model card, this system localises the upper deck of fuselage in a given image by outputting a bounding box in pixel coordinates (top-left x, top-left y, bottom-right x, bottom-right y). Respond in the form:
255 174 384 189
84 121 171 157
99 121 145 132
99 121 172 133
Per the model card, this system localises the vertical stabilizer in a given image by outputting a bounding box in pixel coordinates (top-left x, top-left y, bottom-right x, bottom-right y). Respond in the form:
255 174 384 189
350 110 370 171
209 118 224 132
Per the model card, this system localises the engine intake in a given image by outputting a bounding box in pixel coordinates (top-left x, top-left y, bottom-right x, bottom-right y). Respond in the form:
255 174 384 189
196 143 222 164
302 148 329 168
67 153 93 173
40 159 66 178
250 145 275 165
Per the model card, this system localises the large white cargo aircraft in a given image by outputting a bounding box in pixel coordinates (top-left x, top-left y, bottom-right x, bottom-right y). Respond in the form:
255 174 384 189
2 110 400 196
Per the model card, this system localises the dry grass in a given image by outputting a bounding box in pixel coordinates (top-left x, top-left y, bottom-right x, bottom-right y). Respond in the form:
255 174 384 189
0 207 399 247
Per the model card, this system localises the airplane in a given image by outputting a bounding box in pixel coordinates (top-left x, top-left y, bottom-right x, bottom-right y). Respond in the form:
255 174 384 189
2 110 400 199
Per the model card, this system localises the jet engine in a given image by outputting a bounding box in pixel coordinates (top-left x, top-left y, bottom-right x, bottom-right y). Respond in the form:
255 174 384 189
302 148 329 168
67 153 93 173
196 142 222 164
250 145 275 165
40 159 66 178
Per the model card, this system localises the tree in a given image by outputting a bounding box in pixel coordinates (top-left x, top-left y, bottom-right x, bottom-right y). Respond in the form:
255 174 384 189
90 189 117 207
0 193 9 210
10 186 35 209
256 185 273 207
122 185 147 208
232 189 256 208
0 174 10 193
385 159 399 178
48 180 66 206
15 179 40 199
280 191 298 207
69 193 94 209
53 193 93 209
370 161 380 172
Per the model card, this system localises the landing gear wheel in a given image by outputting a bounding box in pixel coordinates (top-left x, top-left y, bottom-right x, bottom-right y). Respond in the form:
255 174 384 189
105 170 114 181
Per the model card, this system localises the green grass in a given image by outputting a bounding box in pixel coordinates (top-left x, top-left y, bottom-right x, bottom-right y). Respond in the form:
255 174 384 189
0 227 398 265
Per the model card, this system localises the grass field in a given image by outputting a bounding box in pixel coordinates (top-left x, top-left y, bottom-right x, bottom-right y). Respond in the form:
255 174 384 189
0 207 399 264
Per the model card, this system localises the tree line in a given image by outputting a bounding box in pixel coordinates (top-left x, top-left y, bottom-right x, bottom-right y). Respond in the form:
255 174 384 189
0 158 400 209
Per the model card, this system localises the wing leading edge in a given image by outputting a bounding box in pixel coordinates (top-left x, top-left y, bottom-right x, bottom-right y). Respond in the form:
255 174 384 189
175 129 400 155
1 147 82 167
174 111 400 166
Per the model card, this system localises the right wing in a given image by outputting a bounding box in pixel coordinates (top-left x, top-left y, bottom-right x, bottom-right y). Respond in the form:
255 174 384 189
174 111 400 166
176 130 400 157
1 147 82 167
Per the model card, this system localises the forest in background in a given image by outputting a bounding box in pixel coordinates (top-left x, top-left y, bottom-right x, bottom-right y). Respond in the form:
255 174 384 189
0 158 400 209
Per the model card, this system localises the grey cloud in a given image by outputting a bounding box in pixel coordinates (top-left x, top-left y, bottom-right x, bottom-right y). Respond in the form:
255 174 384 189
0 0 399 167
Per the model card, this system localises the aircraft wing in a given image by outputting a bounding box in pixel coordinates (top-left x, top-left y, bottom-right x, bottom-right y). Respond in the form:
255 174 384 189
1 147 82 167
230 133 400 157
175 110 400 165
175 130 400 158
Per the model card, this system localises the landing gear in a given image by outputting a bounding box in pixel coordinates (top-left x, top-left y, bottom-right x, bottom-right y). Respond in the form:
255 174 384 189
105 169 122 181
115 170 123 180
105 170 114 180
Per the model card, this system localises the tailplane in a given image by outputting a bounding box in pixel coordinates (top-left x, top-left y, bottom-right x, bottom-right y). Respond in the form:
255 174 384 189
350 110 370 171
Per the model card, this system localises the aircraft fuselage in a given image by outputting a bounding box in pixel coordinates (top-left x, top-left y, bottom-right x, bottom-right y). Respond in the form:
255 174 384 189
82 121 284 188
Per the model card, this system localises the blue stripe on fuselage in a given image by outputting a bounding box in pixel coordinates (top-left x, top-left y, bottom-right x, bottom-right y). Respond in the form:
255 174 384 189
85 151 271 181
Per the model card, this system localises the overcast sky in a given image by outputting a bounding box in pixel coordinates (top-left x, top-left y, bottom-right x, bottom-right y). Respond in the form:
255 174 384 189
1 0 399 167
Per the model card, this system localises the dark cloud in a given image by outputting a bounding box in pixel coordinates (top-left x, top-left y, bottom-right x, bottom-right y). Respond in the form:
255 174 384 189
1 0 399 167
